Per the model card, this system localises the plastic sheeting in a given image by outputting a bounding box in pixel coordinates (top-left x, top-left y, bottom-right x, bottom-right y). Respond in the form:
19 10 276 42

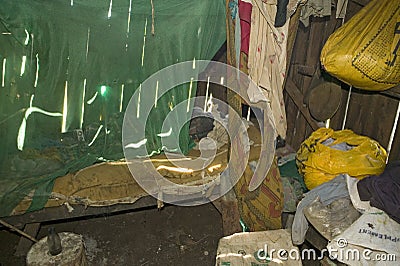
320 0 400 91
296 128 387 190
0 0 226 216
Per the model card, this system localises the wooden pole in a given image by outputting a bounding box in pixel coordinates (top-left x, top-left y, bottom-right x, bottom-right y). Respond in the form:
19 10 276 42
0 219 38 243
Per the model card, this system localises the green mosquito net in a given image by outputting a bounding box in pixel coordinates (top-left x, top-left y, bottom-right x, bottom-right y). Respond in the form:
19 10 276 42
0 0 226 216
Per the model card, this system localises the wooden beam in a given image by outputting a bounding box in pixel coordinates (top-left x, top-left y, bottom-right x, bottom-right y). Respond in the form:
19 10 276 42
350 0 370 7
1 196 158 229
220 192 242 236
223 0 246 236
285 78 319 130
14 223 41 257
296 65 315 77
285 7 301 80
380 84 400 100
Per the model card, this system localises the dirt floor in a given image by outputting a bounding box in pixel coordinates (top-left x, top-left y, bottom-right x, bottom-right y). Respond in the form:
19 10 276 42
0 203 223 266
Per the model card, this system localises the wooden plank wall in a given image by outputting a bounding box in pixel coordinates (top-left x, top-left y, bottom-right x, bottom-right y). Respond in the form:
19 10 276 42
284 0 400 162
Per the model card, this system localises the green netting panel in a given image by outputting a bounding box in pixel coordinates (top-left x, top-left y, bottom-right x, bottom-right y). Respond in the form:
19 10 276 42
0 0 226 216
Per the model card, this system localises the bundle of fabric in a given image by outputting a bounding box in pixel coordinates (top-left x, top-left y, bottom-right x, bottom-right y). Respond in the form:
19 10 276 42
357 161 400 224
292 174 400 266
291 174 350 245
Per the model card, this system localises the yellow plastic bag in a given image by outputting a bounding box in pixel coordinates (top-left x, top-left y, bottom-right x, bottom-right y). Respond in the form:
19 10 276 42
296 128 387 190
320 0 400 91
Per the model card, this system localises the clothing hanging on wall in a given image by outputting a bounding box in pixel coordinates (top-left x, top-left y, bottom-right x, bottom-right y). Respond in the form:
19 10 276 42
247 0 289 138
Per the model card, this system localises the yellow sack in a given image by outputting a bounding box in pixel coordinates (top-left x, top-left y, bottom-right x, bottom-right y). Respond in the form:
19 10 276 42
320 0 400 91
296 128 387 190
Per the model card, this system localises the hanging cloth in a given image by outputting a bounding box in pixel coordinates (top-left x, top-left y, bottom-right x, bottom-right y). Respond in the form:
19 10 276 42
247 0 289 138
